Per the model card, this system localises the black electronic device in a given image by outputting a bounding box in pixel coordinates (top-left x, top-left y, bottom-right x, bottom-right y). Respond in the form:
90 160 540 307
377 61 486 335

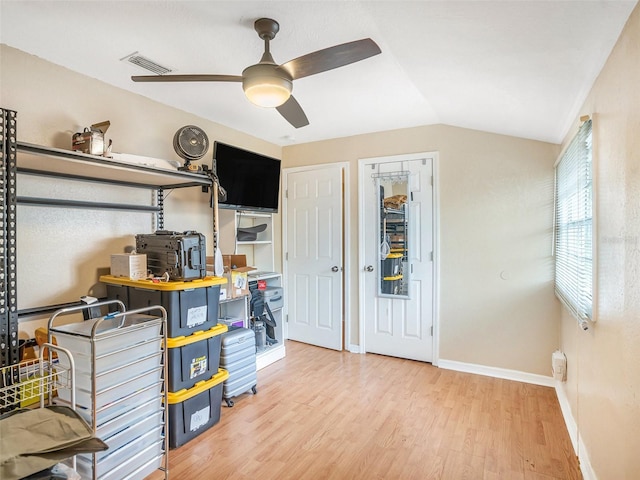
213 141 281 213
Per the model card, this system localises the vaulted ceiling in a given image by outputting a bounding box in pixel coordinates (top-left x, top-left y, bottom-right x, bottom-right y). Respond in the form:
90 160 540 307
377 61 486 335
1 1 637 146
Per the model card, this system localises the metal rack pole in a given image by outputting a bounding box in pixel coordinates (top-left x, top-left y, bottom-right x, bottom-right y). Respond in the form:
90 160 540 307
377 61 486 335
157 187 165 230
0 108 19 373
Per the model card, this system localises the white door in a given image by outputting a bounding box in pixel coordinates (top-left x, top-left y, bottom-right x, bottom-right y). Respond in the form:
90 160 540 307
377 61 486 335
359 154 435 362
284 165 344 350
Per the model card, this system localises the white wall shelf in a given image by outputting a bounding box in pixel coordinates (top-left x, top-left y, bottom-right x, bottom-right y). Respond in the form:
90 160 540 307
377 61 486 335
234 211 275 273
219 294 250 329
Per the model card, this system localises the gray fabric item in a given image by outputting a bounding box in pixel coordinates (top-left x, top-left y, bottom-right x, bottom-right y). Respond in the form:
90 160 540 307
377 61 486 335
236 223 267 241
0 406 108 480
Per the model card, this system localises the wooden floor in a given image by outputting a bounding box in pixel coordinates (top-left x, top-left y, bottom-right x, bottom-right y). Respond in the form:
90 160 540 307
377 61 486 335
148 340 582 480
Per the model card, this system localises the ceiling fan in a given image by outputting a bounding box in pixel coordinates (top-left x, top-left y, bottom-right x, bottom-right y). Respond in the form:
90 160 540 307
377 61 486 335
131 18 381 129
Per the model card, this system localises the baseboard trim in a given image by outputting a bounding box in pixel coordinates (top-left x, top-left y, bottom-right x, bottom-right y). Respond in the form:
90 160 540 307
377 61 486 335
348 343 363 354
256 344 286 371
554 381 597 480
438 359 555 387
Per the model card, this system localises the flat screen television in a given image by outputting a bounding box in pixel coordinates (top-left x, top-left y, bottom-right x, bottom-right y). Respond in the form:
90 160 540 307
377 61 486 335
213 141 281 213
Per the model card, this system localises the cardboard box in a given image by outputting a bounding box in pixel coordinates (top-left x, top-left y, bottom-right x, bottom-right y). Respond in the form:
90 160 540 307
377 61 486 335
209 254 254 298
219 284 229 301
229 271 249 298
110 253 147 280
222 254 256 273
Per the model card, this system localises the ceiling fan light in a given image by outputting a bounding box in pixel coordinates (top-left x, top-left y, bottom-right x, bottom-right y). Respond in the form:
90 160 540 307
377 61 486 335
243 78 291 107
242 64 292 108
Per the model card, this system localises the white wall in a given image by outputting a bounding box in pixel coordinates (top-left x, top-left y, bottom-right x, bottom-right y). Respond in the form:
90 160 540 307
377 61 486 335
558 3 640 478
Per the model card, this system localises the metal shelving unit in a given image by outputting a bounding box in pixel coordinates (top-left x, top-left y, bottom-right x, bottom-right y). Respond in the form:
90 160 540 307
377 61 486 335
0 107 219 478
16 141 212 224
1 119 215 324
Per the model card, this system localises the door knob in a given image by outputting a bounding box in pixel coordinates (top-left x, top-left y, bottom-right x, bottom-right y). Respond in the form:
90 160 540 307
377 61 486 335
331 266 340 272
365 265 374 272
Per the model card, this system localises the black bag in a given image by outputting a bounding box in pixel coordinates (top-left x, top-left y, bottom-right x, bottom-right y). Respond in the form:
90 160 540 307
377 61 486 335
250 289 277 345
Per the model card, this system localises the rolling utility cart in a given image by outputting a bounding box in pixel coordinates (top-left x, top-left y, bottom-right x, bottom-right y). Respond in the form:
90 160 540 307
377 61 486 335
48 300 169 480
220 327 257 407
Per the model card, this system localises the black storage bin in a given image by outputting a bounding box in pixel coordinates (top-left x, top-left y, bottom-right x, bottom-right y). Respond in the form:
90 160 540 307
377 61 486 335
381 274 403 295
101 275 226 338
382 253 403 277
167 369 228 449
167 324 227 392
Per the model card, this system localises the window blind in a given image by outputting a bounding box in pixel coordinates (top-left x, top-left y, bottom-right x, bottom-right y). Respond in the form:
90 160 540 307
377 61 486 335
554 119 593 321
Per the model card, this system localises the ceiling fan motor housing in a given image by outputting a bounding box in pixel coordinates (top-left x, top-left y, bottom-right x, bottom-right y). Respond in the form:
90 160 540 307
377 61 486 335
254 18 280 40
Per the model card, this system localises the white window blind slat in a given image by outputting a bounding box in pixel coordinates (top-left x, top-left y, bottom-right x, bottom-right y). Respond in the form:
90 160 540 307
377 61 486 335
554 119 593 321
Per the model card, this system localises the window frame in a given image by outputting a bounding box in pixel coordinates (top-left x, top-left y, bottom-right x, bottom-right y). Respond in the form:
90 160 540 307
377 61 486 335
553 119 594 324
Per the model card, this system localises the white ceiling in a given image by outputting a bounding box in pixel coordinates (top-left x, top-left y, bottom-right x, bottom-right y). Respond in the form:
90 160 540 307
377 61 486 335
1 1 637 146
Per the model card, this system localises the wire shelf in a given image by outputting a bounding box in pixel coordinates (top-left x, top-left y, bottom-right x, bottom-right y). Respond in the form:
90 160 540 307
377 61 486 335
0 345 74 412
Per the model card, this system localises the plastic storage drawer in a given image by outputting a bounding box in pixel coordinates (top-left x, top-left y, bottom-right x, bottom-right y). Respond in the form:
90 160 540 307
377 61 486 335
76 430 164 480
167 323 227 392
220 327 257 407
167 369 229 448
101 275 226 338
51 313 164 415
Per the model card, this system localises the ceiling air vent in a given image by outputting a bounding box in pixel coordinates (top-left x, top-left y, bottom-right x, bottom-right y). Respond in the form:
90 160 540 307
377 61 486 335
121 52 172 75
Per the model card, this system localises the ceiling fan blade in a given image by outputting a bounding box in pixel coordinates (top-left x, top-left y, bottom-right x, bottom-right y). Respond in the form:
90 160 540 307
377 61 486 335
279 38 381 80
276 96 309 129
132 74 242 82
